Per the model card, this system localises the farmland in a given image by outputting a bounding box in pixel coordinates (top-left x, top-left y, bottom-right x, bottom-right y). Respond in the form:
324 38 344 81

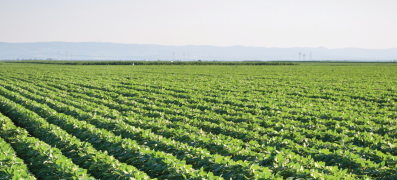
0 62 396 179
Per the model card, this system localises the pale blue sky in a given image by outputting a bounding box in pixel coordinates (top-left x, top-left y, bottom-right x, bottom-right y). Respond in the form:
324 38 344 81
1 0 396 49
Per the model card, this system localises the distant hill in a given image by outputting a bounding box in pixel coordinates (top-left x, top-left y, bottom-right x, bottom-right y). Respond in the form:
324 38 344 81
1 42 396 61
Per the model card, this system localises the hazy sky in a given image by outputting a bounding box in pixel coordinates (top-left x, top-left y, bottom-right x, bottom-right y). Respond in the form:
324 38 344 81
1 0 396 49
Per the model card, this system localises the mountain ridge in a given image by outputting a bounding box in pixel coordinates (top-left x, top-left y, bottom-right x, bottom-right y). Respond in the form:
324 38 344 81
1 42 396 61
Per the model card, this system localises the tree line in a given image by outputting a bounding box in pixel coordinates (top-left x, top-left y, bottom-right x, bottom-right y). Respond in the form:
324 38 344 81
6 60 299 66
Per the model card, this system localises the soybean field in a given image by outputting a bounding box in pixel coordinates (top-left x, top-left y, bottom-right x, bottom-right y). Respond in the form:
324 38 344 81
0 62 396 179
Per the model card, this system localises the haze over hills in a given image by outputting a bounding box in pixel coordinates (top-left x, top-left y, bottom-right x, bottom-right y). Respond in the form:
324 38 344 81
1 42 396 61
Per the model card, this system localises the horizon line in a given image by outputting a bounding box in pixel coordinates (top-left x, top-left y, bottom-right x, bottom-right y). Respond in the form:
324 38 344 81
1 41 396 50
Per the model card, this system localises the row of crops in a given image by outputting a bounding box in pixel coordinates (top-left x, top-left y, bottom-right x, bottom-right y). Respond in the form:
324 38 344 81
0 63 396 179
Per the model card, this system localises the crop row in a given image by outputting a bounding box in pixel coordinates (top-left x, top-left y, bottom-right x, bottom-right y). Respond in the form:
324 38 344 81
0 84 225 179
2 79 380 178
15 77 396 159
6 77 394 179
0 134 36 180
14 75 396 144
1 64 396 179
0 94 152 179
0 108 94 179
0 80 281 179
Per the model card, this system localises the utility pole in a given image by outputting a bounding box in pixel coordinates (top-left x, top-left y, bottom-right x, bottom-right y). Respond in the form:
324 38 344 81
310 51 312 61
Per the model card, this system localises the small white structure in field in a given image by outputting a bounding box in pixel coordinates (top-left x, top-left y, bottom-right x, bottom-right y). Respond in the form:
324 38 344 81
132 62 134 65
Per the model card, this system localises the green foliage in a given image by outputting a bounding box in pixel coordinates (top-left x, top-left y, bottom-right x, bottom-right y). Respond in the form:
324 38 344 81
0 135 36 180
0 63 396 179
0 112 93 180
0 95 152 179
0 85 221 180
